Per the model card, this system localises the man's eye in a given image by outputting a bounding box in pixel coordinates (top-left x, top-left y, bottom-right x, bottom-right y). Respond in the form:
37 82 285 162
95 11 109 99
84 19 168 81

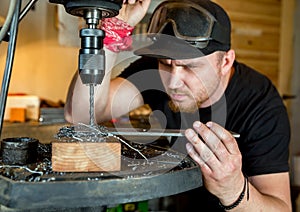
185 64 197 70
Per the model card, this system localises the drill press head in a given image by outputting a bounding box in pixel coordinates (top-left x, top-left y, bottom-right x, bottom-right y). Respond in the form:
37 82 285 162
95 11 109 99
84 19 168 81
49 0 123 85
49 0 123 19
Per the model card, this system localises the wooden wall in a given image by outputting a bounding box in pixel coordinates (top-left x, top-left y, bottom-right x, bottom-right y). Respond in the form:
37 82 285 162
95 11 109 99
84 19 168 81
214 0 282 87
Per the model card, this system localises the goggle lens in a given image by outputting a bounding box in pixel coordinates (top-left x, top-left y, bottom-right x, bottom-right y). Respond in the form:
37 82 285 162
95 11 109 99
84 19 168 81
148 2 216 42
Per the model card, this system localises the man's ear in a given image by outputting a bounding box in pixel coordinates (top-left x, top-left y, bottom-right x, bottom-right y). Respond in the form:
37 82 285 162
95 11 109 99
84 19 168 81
221 49 235 75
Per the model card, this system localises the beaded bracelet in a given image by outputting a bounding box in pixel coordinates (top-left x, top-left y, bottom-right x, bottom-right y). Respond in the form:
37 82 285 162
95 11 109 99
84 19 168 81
101 17 134 53
218 176 249 210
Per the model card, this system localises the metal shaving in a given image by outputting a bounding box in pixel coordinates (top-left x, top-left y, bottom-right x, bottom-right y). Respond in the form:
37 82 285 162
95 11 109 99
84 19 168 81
55 123 108 142
0 165 43 176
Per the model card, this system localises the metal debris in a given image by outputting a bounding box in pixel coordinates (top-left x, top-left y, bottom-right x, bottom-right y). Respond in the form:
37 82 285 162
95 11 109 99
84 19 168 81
0 124 196 182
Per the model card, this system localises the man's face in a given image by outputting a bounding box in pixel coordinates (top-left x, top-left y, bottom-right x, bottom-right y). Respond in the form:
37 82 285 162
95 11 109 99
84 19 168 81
158 52 223 113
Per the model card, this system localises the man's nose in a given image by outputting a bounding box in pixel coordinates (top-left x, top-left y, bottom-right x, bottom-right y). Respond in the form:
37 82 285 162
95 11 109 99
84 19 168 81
168 67 184 89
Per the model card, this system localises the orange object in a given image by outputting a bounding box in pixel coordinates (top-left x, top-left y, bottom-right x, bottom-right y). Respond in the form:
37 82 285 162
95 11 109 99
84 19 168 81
9 108 26 122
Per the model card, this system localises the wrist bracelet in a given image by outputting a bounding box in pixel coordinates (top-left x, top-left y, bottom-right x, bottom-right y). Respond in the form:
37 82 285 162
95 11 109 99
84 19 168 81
101 17 134 53
218 176 249 210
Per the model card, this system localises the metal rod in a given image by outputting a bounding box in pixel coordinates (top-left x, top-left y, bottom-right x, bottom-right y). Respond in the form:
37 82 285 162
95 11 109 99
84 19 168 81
0 0 21 137
19 0 39 22
0 0 17 42
0 0 38 43
107 128 241 138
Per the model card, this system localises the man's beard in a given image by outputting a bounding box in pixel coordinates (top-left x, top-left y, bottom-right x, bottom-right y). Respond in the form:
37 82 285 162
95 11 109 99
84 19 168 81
168 99 203 113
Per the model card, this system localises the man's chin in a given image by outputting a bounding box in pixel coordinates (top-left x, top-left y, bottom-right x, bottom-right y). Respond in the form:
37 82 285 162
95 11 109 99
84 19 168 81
168 101 200 113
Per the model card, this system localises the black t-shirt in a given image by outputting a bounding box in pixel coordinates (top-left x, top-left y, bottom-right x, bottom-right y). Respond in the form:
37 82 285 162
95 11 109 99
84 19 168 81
119 56 290 211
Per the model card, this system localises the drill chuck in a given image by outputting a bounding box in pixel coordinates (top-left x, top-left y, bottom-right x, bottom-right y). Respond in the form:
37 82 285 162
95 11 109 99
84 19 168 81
79 28 105 85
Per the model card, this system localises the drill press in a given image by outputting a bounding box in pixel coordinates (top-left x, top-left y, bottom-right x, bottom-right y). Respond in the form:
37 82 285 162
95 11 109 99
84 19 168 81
49 0 123 125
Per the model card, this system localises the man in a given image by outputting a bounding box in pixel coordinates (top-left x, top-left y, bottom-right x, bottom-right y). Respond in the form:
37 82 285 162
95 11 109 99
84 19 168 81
65 0 292 211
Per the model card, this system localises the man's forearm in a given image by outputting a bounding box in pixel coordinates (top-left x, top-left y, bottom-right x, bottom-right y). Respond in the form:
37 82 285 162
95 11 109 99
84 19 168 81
226 181 291 212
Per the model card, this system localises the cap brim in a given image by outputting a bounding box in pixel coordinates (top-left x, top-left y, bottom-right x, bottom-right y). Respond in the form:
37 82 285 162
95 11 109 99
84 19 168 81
134 34 205 60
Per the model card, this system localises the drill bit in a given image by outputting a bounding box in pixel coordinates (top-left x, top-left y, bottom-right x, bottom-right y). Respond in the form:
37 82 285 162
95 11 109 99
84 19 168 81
89 84 96 126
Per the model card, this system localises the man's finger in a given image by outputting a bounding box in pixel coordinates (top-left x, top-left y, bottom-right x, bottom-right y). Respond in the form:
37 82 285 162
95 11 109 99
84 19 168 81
206 121 240 155
186 142 211 174
191 121 229 162
185 128 221 171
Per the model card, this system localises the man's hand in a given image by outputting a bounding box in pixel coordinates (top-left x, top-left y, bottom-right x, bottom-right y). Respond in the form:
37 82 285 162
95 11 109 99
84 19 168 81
185 121 245 205
117 0 152 26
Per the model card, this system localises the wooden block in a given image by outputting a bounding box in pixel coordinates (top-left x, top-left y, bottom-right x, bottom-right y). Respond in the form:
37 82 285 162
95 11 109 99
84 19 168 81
9 108 26 122
51 141 121 172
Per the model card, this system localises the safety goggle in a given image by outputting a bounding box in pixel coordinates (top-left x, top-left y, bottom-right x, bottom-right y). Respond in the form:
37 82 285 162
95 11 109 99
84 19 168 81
147 1 228 49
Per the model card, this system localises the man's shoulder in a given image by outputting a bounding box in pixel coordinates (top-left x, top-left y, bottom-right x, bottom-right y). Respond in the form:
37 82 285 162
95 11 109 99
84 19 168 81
234 61 271 83
228 61 284 111
232 61 276 95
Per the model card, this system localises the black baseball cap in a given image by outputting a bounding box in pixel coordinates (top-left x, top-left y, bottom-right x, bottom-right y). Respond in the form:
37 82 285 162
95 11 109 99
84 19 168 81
134 0 231 59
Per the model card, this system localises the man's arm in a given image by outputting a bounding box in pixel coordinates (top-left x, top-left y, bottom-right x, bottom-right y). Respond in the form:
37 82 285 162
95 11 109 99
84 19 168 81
97 76 144 122
219 172 291 212
242 172 291 212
